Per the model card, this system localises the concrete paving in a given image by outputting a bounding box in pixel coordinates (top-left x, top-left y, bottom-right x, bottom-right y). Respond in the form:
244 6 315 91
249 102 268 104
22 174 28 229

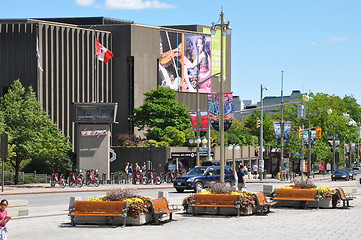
4 174 361 240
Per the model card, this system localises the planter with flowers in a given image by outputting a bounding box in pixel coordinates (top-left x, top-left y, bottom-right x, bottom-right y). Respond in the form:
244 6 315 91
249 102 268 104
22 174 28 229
182 182 256 216
275 179 336 208
70 188 153 226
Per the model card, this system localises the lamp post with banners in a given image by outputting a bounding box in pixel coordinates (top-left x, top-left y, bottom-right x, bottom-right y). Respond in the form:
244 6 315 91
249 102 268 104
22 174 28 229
210 10 232 183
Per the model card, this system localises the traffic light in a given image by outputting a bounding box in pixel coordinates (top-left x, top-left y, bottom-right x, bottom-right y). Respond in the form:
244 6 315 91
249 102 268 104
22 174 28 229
316 128 322 139
255 149 259 156
257 119 261 128
211 138 216 148
298 128 303 139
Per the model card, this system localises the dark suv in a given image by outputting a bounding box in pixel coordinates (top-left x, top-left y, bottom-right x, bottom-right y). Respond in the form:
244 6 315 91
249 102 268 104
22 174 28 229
173 166 236 193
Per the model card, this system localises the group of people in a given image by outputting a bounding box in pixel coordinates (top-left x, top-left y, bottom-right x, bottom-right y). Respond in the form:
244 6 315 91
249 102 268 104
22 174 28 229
236 163 260 191
124 162 147 184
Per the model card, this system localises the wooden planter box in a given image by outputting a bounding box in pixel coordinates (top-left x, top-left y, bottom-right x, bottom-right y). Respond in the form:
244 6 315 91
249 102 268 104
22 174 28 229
191 194 255 216
274 188 331 208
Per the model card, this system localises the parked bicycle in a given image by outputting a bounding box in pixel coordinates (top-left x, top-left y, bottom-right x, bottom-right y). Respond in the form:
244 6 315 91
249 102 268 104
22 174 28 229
163 169 182 183
50 173 66 188
67 170 84 188
85 169 100 187
146 170 161 185
133 170 147 185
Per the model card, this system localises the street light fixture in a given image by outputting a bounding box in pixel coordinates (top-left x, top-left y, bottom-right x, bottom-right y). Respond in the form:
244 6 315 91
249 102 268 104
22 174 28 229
210 10 232 183
228 144 240 173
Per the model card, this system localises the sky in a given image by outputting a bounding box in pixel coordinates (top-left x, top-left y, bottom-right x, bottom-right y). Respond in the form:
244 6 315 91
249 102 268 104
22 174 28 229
2 0 361 104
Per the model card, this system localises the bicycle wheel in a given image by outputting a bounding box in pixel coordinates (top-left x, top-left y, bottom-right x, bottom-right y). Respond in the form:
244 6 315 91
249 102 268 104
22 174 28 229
50 180 56 188
59 180 66 188
93 178 100 187
68 178 73 187
155 176 161 185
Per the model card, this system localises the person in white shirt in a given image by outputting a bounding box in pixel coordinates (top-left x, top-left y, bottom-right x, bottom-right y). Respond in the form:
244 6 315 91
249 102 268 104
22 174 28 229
252 164 259 179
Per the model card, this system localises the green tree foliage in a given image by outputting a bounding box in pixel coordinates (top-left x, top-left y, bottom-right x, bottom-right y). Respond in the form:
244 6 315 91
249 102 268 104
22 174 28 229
131 87 191 145
0 80 72 183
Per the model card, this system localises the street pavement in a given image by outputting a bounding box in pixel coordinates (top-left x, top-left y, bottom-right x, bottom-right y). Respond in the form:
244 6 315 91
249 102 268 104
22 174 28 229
4 174 361 240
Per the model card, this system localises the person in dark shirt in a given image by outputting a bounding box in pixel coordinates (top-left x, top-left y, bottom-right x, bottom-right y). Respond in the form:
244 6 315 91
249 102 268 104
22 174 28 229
237 165 247 191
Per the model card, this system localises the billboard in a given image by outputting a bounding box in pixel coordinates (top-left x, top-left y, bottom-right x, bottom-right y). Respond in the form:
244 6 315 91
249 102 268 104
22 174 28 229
159 30 212 93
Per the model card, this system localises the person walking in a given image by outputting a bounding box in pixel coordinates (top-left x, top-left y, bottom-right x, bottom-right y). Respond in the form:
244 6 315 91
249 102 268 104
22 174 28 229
247 165 252 179
124 162 130 184
0 199 11 240
127 163 133 184
252 164 259 179
237 165 247 191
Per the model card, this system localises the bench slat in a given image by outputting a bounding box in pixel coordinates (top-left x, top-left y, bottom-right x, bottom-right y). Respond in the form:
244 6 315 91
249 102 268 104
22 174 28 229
149 197 180 224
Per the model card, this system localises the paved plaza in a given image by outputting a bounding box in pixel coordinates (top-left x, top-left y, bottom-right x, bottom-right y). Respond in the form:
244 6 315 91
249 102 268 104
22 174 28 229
4 176 361 240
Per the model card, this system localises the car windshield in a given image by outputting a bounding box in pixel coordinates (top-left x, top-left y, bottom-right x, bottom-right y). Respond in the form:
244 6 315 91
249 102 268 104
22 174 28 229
345 168 353 172
187 167 208 176
334 169 347 174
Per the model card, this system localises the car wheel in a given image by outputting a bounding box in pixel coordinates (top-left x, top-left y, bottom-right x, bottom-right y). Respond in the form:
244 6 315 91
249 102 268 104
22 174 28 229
194 182 204 193
175 188 184 193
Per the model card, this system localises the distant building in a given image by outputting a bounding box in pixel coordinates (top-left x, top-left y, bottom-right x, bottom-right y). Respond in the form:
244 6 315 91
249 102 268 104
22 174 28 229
235 90 304 119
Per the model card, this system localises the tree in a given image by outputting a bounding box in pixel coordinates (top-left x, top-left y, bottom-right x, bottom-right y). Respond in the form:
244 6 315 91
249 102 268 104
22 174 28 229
131 87 191 145
0 80 72 183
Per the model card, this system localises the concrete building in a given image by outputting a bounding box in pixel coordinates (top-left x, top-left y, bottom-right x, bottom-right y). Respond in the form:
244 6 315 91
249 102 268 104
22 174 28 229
0 17 237 173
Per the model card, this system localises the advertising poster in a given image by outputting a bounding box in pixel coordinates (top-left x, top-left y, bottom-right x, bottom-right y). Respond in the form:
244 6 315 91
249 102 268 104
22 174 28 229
208 92 234 131
203 27 226 76
159 30 212 93
189 111 209 137
183 34 212 93
159 30 183 91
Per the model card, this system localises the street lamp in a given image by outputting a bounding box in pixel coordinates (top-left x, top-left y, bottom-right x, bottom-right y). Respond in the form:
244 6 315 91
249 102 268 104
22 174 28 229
259 84 268 180
307 107 332 177
210 10 232 183
228 144 240 173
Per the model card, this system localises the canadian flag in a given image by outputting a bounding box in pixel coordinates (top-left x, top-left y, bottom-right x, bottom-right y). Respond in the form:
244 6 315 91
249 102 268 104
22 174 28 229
95 38 114 63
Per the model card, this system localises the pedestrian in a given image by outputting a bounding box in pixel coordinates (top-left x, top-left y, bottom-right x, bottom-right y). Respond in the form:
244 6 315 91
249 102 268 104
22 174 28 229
252 163 259 179
141 162 147 173
134 163 141 172
247 165 252 179
124 162 129 183
0 199 11 240
127 163 133 184
237 165 247 191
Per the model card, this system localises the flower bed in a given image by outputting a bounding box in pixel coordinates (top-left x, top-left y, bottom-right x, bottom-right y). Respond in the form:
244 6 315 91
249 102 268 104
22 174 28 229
276 179 336 208
182 182 256 215
70 188 154 225
281 179 336 200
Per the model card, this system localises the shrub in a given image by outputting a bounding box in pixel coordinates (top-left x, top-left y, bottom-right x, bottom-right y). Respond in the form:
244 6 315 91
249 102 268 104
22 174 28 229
105 188 138 201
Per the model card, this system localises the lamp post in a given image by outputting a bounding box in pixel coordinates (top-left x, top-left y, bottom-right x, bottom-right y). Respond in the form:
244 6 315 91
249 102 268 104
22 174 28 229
307 107 332 177
259 84 267 180
228 144 240 173
211 10 232 183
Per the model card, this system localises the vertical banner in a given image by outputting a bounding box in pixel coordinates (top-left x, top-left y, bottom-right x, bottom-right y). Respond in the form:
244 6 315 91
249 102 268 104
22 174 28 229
273 121 292 140
189 111 209 137
208 92 234 132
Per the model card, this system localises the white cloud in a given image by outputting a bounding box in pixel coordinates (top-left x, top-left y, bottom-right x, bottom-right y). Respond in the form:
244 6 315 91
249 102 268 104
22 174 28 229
76 0 96 6
311 36 348 46
104 0 176 10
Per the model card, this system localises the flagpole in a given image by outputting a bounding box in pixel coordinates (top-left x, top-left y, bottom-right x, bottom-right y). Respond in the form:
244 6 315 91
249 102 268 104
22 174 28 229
92 25 97 102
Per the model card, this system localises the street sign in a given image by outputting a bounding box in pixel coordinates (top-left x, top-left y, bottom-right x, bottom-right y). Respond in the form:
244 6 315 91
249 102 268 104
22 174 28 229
298 102 306 119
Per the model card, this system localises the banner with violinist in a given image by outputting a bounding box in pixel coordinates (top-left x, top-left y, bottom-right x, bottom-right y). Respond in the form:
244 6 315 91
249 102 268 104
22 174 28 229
159 30 212 93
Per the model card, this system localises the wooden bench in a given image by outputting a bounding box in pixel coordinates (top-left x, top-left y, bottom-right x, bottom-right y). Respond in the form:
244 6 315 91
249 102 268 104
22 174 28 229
336 188 356 208
274 188 319 208
253 192 277 215
69 201 128 227
190 194 241 217
148 197 180 225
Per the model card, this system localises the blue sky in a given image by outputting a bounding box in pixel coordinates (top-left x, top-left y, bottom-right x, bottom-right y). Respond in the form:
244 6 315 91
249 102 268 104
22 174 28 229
3 0 361 104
